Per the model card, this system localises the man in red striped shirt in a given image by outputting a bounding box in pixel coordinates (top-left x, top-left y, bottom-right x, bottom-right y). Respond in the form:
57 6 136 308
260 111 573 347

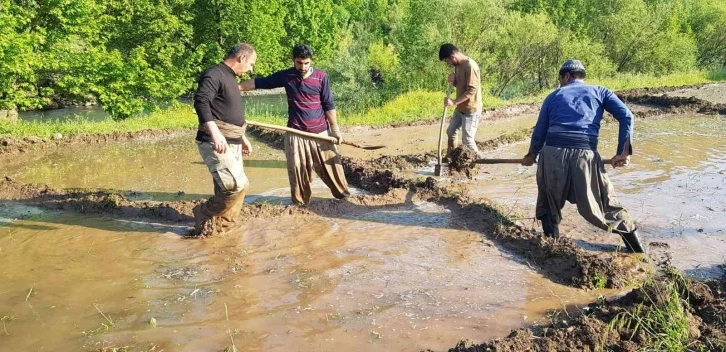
240 44 350 205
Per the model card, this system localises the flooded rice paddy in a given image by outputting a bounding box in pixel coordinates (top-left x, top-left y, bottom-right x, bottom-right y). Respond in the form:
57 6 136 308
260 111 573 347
2 94 725 351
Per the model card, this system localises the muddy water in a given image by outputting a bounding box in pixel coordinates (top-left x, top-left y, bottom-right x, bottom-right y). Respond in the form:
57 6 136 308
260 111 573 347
0 203 608 351
1 135 294 202
462 115 726 277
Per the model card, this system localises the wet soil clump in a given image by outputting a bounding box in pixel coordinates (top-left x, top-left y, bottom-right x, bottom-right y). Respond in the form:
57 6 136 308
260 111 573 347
443 128 533 179
444 271 726 352
448 147 479 178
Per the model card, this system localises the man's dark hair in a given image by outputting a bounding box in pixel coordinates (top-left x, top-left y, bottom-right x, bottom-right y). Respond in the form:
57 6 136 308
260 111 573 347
226 43 255 59
292 44 313 59
558 69 586 79
439 44 459 61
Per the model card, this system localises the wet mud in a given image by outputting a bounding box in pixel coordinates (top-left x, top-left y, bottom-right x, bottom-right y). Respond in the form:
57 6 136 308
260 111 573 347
618 83 726 117
447 147 480 178
444 270 726 352
0 128 194 156
1 152 643 291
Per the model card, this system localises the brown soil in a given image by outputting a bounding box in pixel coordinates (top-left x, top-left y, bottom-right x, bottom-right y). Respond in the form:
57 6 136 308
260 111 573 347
618 90 726 117
444 128 534 178
0 129 194 155
448 147 479 178
475 127 534 151
442 271 726 352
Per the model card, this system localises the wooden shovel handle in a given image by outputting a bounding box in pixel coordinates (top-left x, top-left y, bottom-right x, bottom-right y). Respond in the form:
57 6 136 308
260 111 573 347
437 85 453 166
247 120 338 144
474 158 613 165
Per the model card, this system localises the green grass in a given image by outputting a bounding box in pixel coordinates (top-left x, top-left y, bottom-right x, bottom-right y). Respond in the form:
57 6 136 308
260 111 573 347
606 277 693 352
0 106 199 139
1 70 723 139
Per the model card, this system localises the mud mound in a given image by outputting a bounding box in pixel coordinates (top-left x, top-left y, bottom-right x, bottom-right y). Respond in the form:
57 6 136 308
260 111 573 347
445 272 726 352
448 147 479 178
618 92 726 116
0 177 317 225
371 153 433 170
0 129 193 155
0 177 199 222
247 125 286 149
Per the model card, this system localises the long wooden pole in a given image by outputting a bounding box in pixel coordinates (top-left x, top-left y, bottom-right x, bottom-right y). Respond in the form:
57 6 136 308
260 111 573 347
474 158 613 165
435 85 454 175
247 120 338 143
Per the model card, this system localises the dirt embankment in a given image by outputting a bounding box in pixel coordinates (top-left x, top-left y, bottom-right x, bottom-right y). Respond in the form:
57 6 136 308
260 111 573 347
343 158 645 289
618 89 726 117
0 129 194 155
443 270 726 352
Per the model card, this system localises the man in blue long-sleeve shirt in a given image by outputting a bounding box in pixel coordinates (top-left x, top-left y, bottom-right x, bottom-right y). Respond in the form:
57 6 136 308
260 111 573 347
521 59 645 253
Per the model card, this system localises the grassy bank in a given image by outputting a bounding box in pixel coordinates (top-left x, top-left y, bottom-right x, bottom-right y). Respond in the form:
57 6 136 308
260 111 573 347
1 71 723 140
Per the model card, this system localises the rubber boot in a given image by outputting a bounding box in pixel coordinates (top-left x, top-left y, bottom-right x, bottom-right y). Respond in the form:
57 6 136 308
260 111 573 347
619 230 646 253
540 214 560 238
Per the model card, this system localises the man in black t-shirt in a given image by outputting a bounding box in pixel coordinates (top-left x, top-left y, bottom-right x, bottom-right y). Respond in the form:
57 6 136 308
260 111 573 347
192 43 256 236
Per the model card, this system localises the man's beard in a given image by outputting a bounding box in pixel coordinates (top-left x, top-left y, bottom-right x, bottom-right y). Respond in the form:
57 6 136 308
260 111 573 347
297 68 309 76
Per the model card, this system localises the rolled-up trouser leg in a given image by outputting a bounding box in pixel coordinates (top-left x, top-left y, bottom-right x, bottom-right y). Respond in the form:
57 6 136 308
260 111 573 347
284 131 350 205
194 142 249 235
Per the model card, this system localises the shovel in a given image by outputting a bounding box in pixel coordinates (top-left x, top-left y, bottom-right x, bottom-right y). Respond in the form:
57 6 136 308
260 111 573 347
435 85 454 176
247 120 386 150
474 158 613 165
436 157 615 176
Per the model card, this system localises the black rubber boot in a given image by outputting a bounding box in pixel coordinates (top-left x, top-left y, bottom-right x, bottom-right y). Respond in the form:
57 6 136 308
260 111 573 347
540 214 560 238
619 230 646 253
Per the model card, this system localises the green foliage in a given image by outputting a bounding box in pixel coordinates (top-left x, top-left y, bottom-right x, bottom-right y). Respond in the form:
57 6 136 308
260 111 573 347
368 40 400 82
283 0 340 60
0 0 44 109
688 0 726 69
2 0 726 121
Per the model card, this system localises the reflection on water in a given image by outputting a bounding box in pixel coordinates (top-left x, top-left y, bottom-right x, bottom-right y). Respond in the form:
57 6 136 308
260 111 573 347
4 135 290 201
0 205 608 351
466 115 726 277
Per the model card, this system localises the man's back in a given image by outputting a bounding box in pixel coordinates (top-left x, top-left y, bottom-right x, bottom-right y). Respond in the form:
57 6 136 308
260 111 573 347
543 81 629 137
